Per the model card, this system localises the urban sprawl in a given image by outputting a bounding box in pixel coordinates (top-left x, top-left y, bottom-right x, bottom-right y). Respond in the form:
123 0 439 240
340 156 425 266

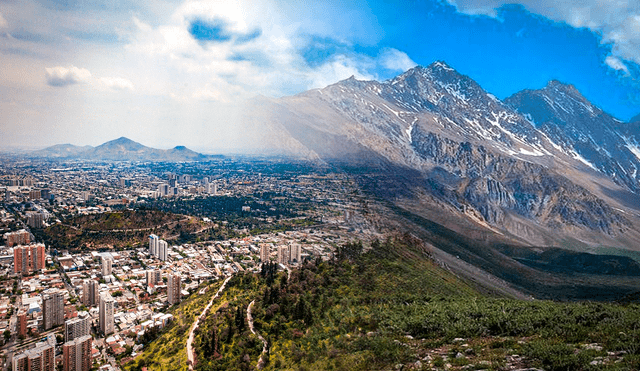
0 157 377 371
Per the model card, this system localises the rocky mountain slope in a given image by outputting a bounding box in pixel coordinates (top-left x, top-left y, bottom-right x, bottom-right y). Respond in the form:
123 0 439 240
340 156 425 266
506 81 640 192
237 62 640 252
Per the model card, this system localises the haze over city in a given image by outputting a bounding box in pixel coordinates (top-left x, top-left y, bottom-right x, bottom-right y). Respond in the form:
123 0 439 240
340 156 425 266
2 0 640 151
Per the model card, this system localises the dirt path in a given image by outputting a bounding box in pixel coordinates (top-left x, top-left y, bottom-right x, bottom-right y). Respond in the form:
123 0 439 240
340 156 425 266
187 275 232 370
247 300 268 369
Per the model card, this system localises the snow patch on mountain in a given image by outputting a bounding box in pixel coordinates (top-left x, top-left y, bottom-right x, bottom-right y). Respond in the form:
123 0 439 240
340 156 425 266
572 151 598 171
625 139 640 162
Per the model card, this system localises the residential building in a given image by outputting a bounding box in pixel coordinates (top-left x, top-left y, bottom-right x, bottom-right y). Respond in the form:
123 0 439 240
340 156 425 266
14 246 28 275
290 243 301 263
167 273 181 305
65 312 91 342
29 244 45 272
4 229 31 247
260 244 270 263
63 335 92 371
277 245 289 265
18 310 27 338
146 269 161 288
157 184 169 197
82 280 99 307
158 240 168 261
148 234 159 256
42 289 64 330
99 292 114 335
26 213 44 229
101 257 112 277
12 337 55 371
13 244 45 275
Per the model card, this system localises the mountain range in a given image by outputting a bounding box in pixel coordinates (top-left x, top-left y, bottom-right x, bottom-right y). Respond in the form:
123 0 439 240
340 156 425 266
221 61 640 298
31 137 210 162
32 62 640 298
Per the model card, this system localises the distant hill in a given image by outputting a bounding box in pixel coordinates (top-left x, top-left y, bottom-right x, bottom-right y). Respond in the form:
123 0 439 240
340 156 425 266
32 143 94 158
30 137 211 162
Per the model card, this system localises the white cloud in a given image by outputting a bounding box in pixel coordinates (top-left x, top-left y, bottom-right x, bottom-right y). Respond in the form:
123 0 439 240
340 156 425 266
0 12 7 29
0 0 395 148
45 66 92 87
124 0 393 102
445 0 640 70
379 48 417 72
99 77 135 91
605 55 629 74
100 77 133 90
307 55 376 89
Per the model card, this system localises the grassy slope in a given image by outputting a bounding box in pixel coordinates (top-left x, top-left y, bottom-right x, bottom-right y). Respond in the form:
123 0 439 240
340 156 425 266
125 280 226 371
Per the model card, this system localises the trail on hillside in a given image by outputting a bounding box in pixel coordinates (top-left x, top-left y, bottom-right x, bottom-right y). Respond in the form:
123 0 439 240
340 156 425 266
187 275 232 370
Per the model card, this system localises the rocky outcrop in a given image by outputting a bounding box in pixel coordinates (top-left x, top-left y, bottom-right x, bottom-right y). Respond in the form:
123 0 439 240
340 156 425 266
410 126 628 234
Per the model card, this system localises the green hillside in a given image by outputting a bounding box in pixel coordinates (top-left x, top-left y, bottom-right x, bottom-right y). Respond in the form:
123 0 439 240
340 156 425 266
128 236 640 371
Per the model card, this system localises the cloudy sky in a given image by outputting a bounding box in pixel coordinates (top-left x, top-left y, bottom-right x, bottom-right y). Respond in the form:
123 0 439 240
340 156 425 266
1 0 640 152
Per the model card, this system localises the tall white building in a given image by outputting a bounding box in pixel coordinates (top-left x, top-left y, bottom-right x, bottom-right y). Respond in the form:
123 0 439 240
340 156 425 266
158 240 168 261
101 257 112 277
99 292 115 335
65 312 91 342
157 184 169 197
167 274 181 305
149 234 159 256
289 243 301 264
205 182 217 195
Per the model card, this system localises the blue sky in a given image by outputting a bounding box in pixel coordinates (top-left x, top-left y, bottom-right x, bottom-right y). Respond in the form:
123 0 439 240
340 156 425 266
1 0 639 149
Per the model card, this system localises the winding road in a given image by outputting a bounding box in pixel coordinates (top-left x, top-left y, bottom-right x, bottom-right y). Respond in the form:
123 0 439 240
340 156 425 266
186 275 232 370
247 300 269 370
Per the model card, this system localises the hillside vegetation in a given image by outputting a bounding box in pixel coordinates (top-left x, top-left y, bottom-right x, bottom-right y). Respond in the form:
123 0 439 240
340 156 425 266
130 236 640 370
33 209 208 250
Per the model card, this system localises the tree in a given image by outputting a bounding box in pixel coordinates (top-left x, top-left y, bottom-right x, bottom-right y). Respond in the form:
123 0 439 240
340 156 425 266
3 330 10 341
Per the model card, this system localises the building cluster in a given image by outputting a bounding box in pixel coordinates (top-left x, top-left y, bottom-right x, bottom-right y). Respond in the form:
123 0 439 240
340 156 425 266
0 157 378 370
2 224 363 370
12 335 56 371
13 243 45 275
148 235 168 261
4 229 31 247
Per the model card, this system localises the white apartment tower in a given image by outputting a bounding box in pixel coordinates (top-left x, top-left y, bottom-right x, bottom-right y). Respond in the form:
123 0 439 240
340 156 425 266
289 243 301 264
277 245 289 265
64 312 91 342
101 257 112 277
158 240 168 261
99 292 115 335
149 234 159 256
